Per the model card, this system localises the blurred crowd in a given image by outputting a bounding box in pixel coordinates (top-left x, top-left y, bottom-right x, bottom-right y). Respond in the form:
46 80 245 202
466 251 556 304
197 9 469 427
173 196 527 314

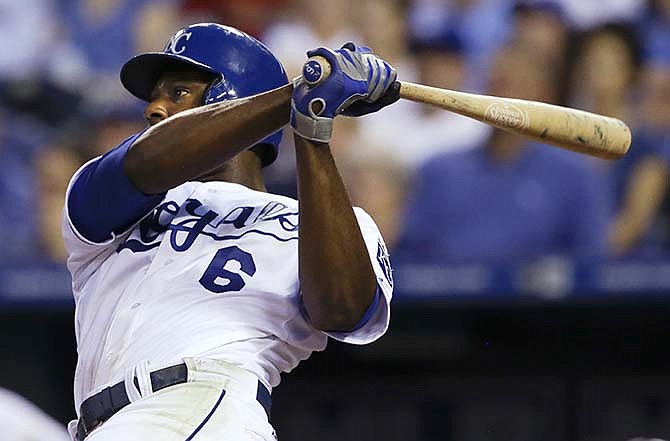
1 0 669 267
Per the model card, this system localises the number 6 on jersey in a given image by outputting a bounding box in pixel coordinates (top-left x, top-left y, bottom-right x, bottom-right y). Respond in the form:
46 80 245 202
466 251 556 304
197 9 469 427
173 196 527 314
199 246 257 294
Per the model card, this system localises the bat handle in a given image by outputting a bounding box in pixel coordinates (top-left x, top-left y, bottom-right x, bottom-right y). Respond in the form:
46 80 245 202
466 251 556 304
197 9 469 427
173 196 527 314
303 55 331 87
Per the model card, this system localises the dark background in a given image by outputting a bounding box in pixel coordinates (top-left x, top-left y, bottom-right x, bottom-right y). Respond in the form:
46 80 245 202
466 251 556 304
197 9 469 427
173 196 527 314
3 265 669 441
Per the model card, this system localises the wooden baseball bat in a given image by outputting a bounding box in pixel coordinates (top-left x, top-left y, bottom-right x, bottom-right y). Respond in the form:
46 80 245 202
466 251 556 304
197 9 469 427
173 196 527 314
303 56 631 160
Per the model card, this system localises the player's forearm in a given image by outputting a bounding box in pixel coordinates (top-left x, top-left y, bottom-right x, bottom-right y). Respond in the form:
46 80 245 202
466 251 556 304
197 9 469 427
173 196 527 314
294 136 377 331
125 85 292 194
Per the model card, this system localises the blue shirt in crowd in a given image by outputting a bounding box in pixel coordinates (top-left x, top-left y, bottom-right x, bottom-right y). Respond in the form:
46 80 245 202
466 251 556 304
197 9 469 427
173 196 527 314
0 115 48 262
59 0 168 73
395 142 609 263
608 128 670 256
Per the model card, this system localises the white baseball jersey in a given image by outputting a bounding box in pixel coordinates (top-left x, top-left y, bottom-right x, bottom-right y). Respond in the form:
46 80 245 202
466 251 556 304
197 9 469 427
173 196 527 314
62 162 394 412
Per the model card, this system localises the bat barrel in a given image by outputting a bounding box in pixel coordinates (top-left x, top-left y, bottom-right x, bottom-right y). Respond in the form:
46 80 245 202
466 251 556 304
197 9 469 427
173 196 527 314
399 82 632 160
516 102 631 160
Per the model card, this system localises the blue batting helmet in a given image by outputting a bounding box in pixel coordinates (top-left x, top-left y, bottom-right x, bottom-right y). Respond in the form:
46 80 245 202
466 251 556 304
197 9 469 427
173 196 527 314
120 23 289 166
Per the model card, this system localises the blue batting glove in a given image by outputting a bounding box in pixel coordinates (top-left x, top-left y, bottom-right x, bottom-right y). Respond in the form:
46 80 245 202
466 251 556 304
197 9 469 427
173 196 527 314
291 43 398 143
337 43 398 109
342 80 401 117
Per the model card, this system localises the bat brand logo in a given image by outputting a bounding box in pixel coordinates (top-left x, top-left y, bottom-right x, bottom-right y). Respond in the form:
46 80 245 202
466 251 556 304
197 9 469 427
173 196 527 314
484 102 529 130
165 31 192 55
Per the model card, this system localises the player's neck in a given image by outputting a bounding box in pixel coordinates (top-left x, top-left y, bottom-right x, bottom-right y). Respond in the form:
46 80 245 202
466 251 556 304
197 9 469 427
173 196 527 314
198 152 267 192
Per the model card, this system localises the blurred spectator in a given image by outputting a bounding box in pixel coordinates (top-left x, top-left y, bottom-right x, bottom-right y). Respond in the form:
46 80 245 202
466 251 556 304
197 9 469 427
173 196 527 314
343 152 409 250
35 142 82 263
637 0 670 64
408 0 512 92
566 22 669 257
356 20 490 170
511 1 571 103
0 0 84 126
0 110 54 262
181 0 285 38
0 387 69 441
395 44 609 263
262 0 362 78
513 1 567 55
556 0 644 29
134 1 185 54
0 0 55 81
568 23 642 123
608 63 670 256
354 0 411 66
56 0 181 109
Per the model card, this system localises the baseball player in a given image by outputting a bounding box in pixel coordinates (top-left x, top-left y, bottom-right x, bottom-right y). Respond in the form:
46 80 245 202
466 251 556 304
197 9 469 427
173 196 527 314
61 23 397 440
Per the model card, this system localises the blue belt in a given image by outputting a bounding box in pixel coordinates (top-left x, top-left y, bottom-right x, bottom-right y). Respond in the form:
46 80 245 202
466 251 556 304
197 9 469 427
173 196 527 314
76 363 271 440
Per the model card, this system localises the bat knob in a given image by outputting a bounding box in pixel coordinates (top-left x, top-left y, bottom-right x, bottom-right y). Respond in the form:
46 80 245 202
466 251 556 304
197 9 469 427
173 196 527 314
302 56 331 87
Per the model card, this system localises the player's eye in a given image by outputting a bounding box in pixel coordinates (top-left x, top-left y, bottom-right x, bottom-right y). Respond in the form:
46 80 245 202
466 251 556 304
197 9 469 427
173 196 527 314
173 88 189 99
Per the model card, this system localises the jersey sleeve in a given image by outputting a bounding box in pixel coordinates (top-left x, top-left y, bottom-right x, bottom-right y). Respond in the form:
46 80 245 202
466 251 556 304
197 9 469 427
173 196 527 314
62 132 164 290
67 131 166 243
325 207 393 345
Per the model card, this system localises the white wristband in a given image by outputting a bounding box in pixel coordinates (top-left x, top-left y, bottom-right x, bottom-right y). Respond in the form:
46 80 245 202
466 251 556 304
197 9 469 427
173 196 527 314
290 100 333 143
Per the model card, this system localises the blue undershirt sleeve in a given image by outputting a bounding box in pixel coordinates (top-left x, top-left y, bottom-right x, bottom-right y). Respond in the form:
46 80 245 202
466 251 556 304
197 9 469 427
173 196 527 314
298 285 382 332
67 132 166 243
351 286 382 331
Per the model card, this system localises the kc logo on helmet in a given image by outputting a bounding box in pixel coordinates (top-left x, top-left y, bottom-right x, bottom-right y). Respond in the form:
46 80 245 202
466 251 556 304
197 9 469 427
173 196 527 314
165 31 192 55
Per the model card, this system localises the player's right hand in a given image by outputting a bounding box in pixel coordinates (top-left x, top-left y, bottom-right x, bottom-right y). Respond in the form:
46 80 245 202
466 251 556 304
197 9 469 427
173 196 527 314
290 43 398 143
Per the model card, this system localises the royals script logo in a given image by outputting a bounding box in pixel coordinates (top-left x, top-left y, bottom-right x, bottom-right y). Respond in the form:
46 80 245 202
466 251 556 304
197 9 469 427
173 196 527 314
117 199 299 254
164 30 192 54
484 102 529 130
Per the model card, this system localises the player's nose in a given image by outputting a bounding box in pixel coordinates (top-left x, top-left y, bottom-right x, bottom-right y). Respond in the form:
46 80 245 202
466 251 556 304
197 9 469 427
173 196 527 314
144 100 169 125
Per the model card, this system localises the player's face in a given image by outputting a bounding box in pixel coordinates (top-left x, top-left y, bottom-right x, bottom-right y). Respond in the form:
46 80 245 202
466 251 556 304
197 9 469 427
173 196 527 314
144 69 214 126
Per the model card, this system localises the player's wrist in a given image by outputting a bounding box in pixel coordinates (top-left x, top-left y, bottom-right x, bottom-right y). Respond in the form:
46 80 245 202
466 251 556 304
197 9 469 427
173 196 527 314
290 99 333 143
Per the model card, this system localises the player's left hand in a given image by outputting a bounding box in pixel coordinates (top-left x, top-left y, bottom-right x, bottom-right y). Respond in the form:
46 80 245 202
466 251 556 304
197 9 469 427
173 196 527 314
335 43 400 117
290 43 399 143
